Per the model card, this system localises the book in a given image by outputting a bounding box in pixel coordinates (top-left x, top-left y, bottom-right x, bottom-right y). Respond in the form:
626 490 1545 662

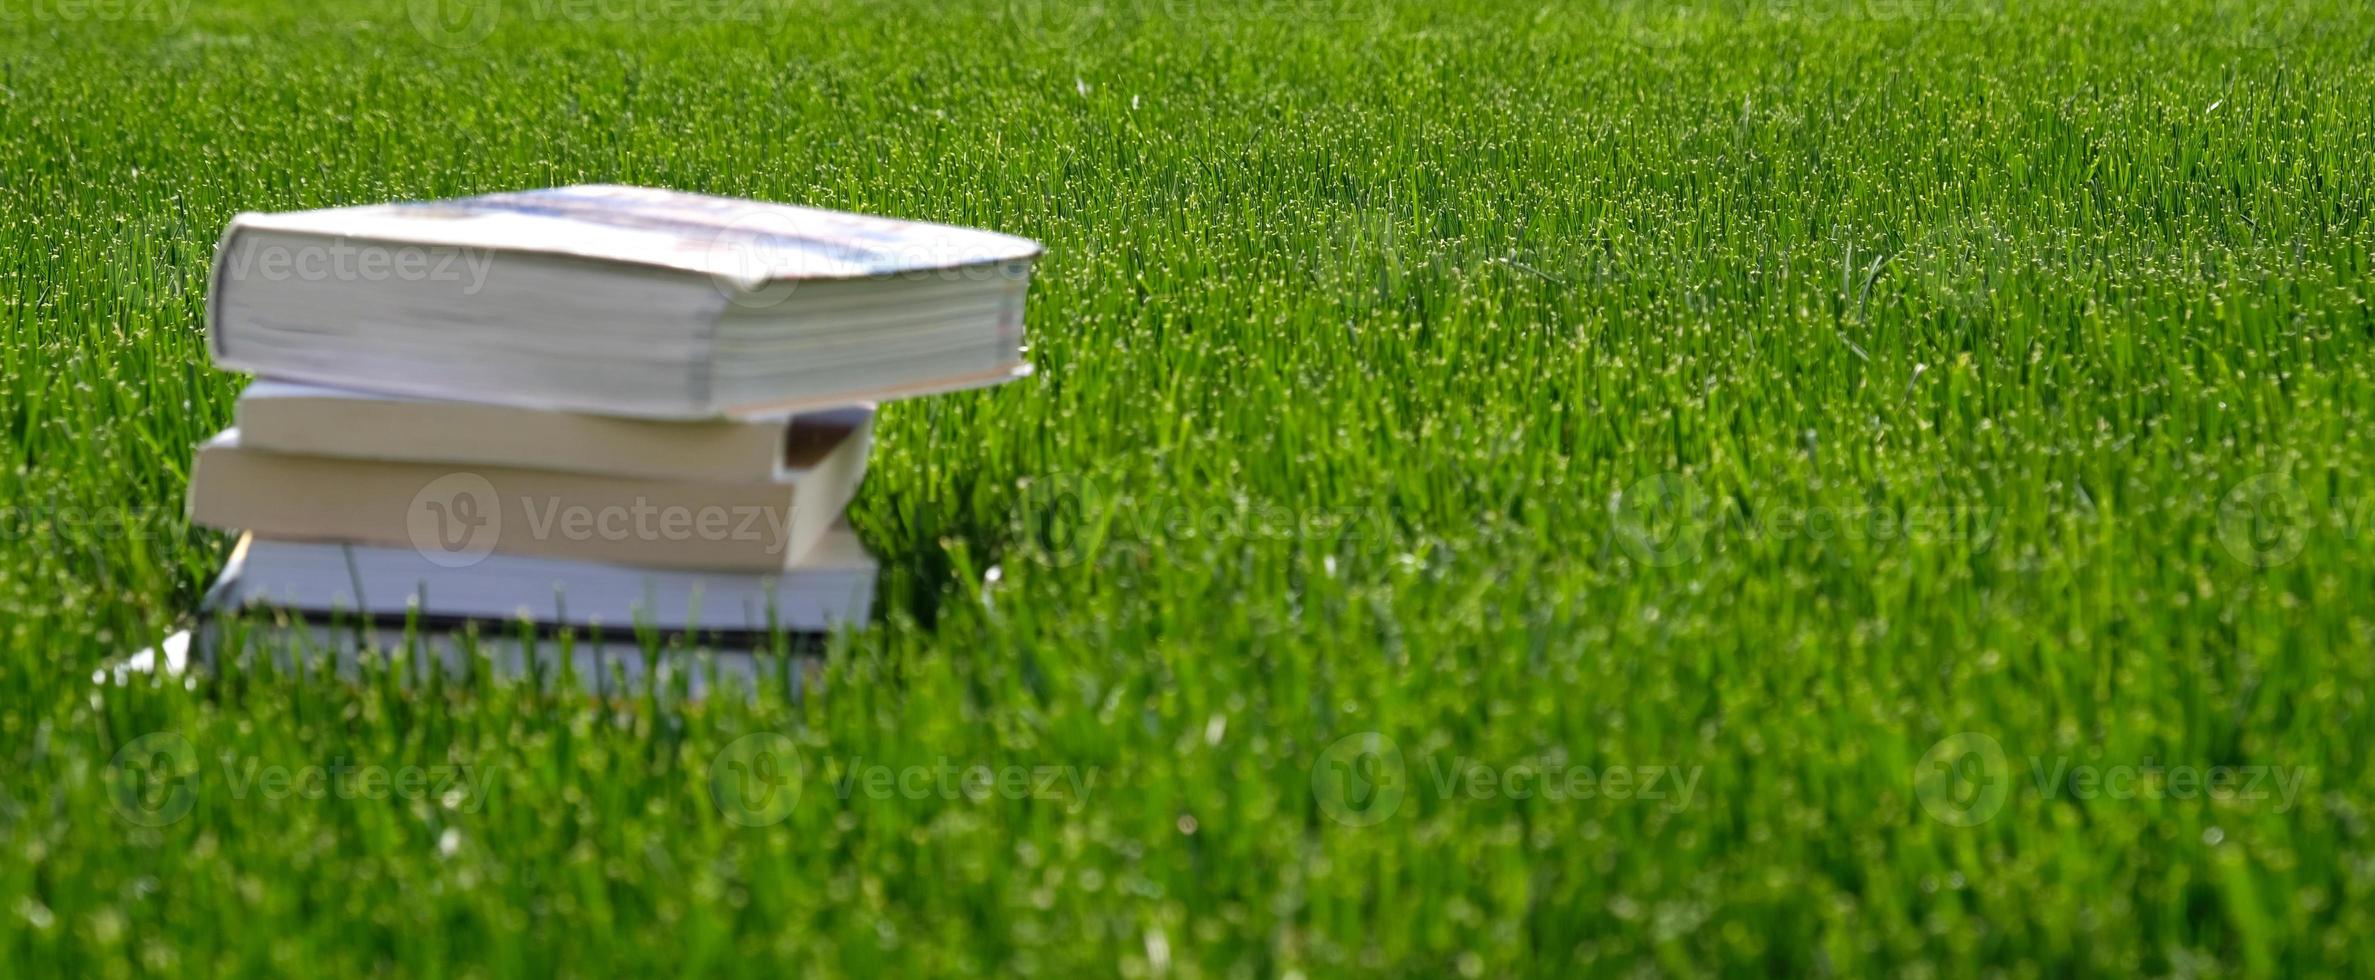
190 616 826 701
187 419 871 572
215 526 876 633
207 185 1043 419
235 380 869 483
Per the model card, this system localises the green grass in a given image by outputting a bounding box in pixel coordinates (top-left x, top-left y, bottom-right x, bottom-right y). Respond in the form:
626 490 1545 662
6 0 2375 974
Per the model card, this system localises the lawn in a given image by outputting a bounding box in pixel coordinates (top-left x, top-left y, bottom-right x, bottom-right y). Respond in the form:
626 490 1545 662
5 0 2374 974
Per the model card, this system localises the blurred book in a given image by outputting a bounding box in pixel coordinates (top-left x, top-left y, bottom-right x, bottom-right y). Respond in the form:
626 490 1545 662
237 381 873 483
188 416 870 572
189 616 826 702
207 185 1042 419
214 526 875 634
183 185 1040 683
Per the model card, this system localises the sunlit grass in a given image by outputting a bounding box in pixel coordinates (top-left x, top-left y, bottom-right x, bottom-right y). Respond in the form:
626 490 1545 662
4 0 2374 974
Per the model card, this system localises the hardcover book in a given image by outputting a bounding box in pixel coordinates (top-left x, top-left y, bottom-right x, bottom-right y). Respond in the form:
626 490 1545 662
208 185 1042 418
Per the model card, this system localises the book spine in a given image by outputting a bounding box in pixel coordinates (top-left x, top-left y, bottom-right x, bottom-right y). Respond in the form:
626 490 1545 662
204 217 255 369
692 288 723 417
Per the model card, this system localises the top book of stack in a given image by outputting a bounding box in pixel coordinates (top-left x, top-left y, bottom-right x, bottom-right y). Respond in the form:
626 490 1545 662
207 185 1043 419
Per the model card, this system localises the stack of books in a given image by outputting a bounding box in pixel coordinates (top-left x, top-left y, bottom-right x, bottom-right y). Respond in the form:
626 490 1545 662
182 185 1041 693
